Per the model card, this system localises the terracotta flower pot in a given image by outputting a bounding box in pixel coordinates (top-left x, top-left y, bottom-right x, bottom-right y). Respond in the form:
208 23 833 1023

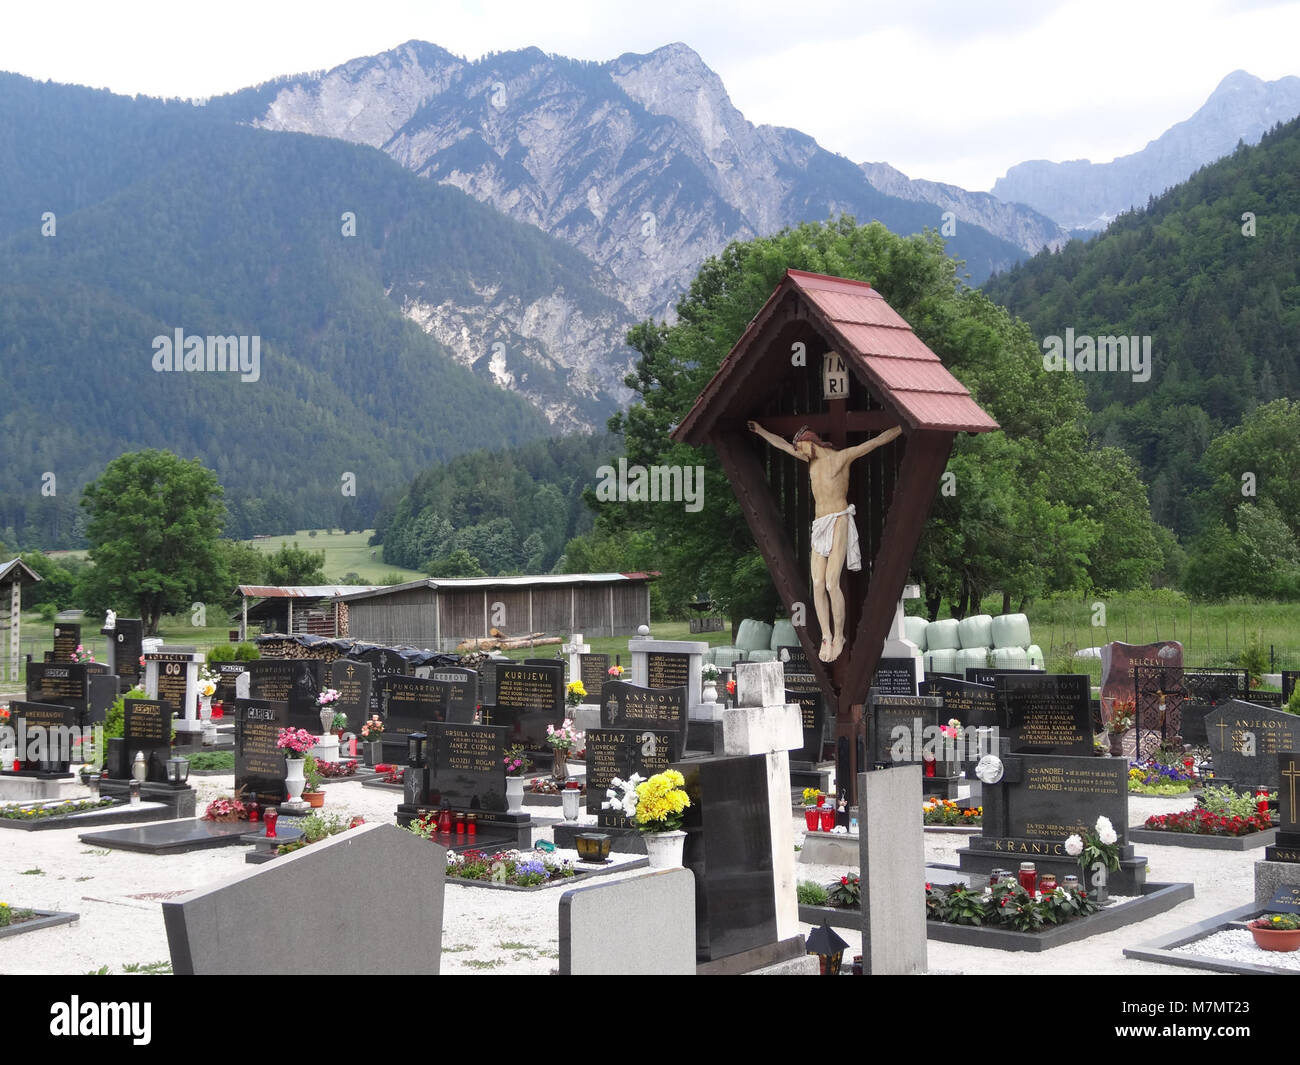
1249 919 1300 952
304 790 325 809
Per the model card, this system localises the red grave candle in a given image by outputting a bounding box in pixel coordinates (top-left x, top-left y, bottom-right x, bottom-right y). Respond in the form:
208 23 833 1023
263 808 279 838
804 808 820 831
819 808 835 833
1257 788 1270 819
1018 862 1037 894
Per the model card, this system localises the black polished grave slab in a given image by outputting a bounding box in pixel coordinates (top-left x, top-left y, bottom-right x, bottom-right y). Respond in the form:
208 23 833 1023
786 687 826 765
381 676 448 761
674 754 777 963
329 659 373 734
233 698 289 806
578 653 611 705
107 618 144 689
1207 701 1300 790
1265 750 1300 862
97 780 197 819
87 673 119 727
997 674 1092 756
8 700 78 772
486 662 564 749
924 676 997 728
213 662 248 705
122 699 173 782
51 623 80 662
26 663 89 713
1284 671 1300 704
585 727 676 828
871 656 918 696
599 681 687 760
356 647 409 717
867 692 943 767
1180 700 1213 746
966 666 1042 688
425 666 479 723
78 817 260 854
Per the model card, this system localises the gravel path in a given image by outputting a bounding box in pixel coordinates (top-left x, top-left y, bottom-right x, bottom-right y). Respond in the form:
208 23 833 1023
0 779 1273 975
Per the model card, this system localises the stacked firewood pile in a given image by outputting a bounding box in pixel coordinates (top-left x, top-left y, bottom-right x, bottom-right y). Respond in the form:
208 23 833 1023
454 628 561 655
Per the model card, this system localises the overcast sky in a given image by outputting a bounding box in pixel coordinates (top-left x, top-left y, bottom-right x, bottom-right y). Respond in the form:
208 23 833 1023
4 0 1298 190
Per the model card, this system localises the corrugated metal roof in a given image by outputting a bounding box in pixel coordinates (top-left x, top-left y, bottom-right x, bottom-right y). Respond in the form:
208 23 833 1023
237 585 381 599
335 572 658 603
0 558 41 584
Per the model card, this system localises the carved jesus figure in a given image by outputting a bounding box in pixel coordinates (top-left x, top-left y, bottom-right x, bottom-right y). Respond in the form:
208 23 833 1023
747 421 903 661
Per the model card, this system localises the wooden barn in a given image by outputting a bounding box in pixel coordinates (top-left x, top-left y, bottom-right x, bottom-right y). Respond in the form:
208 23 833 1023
335 572 655 650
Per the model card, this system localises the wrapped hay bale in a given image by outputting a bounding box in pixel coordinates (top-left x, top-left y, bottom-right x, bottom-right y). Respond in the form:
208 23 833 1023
735 619 774 653
955 646 990 674
958 614 994 649
1027 644 1045 669
769 619 798 650
990 645 1030 669
925 618 961 651
903 615 928 651
924 647 958 675
991 613 1032 649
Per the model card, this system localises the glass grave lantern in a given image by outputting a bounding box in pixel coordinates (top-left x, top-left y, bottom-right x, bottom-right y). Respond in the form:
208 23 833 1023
165 755 190 787
806 922 850 976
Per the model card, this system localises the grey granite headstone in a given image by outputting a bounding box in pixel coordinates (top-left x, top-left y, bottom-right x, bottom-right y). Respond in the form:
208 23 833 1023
1207 701 1300 789
859 765 926 974
559 869 696 975
163 824 444 974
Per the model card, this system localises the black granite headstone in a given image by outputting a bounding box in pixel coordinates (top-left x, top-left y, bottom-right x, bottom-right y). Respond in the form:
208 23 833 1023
778 645 817 690
868 692 944 767
26 662 88 711
586 727 678 828
488 662 564 748
924 676 997 728
9 700 78 772
51 623 80 662
578 653 611 704
108 618 144 688
1283 672 1299 704
786 687 826 765
383 676 448 760
1180 701 1213 746
479 659 500 706
357 648 408 716
328 659 373 733
1208 702 1300 790
1244 690 1285 710
422 722 508 813
426 666 479 723
122 699 173 782
997 674 1092 756
213 663 248 705
248 660 322 733
1268 749 1300 863
599 680 687 759
234 698 289 806
871 656 918 696
87 673 119 726
675 754 778 963
966 666 1042 688
1268 885 1300 912
645 651 690 689
994 754 1128 845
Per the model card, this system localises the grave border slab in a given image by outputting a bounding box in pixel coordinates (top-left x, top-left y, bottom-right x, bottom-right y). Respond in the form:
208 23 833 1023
0 800 172 832
0 909 79 939
1122 902 1298 975
1127 827 1277 851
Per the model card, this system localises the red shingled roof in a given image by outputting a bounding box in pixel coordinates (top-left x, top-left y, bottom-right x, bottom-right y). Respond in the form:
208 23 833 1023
675 269 998 441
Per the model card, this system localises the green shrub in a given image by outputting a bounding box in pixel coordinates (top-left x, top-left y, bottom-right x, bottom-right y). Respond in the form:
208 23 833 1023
36 603 57 622
1198 783 1275 818
1229 640 1269 687
103 686 148 740
206 644 236 664
185 751 234 771
796 881 829 906
233 642 260 661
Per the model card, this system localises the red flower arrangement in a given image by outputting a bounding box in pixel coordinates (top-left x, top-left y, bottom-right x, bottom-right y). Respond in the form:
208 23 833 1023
1144 808 1271 836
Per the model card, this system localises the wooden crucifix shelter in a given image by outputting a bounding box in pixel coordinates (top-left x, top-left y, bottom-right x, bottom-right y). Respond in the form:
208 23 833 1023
672 270 998 801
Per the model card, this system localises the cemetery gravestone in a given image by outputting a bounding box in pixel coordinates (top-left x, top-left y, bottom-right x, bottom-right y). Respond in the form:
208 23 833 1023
248 660 322 734
1283 672 1299 705
585 727 677 828
111 618 144 688
1099 640 1183 721
600 680 687 759
779 644 818 693
872 656 920 696
867 692 944 768
357 648 408 716
559 868 696 975
578 653 611 705
925 676 997 728
383 676 448 760
234 698 289 806
426 666 479 723
786 687 826 766
421 722 508 814
214 663 248 706
1266 752 1300 863
630 638 707 720
488 662 564 749
9 701 77 773
997 674 1092 756
87 673 119 726
1206 701 1300 790
965 666 1042 689
26 663 88 718
122 699 173 782
328 659 373 734
51 623 80 662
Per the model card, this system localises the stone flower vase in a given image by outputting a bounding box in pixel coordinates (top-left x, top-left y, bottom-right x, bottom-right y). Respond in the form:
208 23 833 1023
1108 731 1126 757
364 741 384 766
643 829 687 870
506 775 525 814
552 749 569 782
701 679 718 704
284 757 307 805
319 708 334 735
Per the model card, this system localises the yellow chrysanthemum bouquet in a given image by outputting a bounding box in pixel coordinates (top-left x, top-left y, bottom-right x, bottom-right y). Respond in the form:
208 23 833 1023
604 769 692 833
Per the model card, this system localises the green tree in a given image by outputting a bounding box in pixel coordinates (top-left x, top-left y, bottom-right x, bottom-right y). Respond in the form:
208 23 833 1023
604 217 1162 622
79 450 228 634
262 542 328 585
425 548 486 578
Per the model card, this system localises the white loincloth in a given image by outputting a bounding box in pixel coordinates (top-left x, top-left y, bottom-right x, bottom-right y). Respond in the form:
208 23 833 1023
810 505 861 571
